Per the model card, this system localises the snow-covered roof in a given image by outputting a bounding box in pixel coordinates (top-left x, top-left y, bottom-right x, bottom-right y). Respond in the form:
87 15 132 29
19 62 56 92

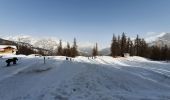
0 45 17 49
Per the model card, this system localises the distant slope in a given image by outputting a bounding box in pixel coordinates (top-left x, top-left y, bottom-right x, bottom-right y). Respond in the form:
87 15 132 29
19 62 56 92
0 38 16 45
4 35 60 51
99 47 110 56
146 33 170 47
3 35 99 55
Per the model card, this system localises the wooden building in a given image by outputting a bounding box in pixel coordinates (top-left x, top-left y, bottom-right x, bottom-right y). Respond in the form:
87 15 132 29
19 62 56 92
0 45 17 55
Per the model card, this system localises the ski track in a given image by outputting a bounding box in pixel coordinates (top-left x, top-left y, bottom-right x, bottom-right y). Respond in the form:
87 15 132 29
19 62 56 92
0 56 170 100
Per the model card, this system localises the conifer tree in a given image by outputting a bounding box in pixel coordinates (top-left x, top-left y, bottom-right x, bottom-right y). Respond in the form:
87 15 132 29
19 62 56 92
62 48 67 56
161 45 168 60
129 40 134 56
140 39 148 57
117 35 121 56
109 33 170 60
135 35 140 56
126 37 131 53
71 38 79 57
167 48 170 60
92 43 98 57
95 43 98 56
66 42 71 57
150 46 161 60
111 34 118 57
57 40 63 56
120 32 127 56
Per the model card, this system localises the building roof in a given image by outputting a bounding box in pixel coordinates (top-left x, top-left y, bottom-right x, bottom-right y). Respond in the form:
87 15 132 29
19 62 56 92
0 45 17 49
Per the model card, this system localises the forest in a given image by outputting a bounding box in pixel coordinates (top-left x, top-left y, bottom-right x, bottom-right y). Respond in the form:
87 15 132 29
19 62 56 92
15 33 170 61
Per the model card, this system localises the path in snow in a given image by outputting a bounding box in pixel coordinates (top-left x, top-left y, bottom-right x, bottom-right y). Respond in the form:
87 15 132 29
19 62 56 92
0 56 170 100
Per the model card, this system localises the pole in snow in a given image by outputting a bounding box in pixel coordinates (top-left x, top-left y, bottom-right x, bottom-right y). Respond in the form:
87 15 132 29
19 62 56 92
44 56 46 64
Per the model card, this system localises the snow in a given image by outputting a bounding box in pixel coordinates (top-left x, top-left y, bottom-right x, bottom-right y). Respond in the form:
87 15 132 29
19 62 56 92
145 32 167 42
0 45 17 49
2 35 106 55
0 55 170 100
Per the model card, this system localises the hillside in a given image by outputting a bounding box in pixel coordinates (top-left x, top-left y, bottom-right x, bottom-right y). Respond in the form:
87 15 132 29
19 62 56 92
0 38 16 45
146 33 170 47
3 35 95 55
0 55 170 100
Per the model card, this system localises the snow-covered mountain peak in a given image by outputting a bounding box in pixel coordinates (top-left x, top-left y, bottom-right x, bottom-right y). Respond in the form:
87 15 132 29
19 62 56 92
3 34 62 50
145 32 170 47
145 32 167 42
4 34 36 44
2 34 96 53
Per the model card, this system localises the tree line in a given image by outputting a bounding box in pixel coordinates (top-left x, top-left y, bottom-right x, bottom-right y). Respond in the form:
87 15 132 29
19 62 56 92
15 33 170 61
55 38 79 57
15 38 79 57
110 33 170 61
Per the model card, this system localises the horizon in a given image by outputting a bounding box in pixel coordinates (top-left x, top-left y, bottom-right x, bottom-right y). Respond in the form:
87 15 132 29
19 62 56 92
0 0 170 48
1 32 169 50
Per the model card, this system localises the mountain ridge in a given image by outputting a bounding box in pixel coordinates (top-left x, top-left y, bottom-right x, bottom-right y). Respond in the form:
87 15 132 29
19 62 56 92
146 33 170 47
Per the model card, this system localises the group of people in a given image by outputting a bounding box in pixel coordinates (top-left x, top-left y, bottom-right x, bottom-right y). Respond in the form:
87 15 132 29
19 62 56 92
5 56 98 66
6 57 18 66
66 57 73 61
65 56 97 61
88 56 97 59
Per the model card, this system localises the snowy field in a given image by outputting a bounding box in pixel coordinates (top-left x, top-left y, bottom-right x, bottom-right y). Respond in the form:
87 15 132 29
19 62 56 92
0 55 170 100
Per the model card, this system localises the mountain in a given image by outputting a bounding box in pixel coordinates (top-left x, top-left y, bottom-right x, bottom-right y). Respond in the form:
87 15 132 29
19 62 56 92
99 47 110 56
3 35 99 55
78 47 93 56
3 35 60 51
146 33 170 47
0 38 16 45
2 35 112 55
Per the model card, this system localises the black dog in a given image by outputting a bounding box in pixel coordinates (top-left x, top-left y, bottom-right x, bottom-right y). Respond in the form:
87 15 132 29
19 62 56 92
6 57 18 66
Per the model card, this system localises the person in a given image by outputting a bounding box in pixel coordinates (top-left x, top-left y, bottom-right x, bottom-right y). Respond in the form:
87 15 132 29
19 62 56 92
66 57 68 60
6 59 11 66
13 57 18 64
44 57 45 64
6 57 18 66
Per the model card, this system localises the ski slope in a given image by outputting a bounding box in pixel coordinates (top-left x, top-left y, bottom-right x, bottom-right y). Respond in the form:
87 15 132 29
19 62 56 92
0 55 170 100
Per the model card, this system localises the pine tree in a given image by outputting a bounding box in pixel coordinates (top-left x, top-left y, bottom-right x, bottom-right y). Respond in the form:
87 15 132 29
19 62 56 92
120 32 127 56
71 38 79 57
135 35 140 56
161 45 168 60
109 33 170 61
111 34 119 57
126 37 131 53
66 42 71 57
117 35 121 56
140 39 148 57
150 46 161 60
129 40 134 56
57 40 63 56
167 48 170 60
62 48 67 56
92 43 98 57
95 43 98 56
92 46 96 57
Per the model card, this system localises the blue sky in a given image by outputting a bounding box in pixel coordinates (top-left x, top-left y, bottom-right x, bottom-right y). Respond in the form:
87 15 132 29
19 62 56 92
0 0 170 47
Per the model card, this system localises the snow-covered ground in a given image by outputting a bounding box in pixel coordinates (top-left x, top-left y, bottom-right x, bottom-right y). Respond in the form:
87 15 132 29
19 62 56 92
0 55 170 100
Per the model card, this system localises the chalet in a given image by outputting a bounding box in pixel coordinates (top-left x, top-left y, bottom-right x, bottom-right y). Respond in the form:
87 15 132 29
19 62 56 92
0 45 17 55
